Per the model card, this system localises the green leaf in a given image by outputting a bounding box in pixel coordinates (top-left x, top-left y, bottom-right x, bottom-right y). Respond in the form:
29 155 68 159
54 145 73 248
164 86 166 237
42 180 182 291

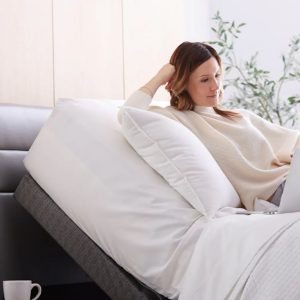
282 55 286 63
288 96 296 104
224 33 228 42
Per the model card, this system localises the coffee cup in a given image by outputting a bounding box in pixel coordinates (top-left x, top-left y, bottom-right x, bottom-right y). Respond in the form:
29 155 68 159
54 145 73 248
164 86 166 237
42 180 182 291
3 280 42 300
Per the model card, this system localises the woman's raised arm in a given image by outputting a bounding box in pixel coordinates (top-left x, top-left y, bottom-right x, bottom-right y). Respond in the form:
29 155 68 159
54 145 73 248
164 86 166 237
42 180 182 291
140 63 175 97
119 64 175 120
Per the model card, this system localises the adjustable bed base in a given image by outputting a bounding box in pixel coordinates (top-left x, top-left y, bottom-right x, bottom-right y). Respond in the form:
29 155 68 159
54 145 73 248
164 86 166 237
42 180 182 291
14 174 168 300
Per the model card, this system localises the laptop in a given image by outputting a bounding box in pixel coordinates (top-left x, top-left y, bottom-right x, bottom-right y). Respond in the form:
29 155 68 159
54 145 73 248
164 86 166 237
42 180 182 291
277 148 300 213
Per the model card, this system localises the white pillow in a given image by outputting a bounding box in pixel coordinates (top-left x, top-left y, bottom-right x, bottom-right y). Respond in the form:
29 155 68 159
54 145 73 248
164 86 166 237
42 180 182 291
120 106 240 217
24 99 201 299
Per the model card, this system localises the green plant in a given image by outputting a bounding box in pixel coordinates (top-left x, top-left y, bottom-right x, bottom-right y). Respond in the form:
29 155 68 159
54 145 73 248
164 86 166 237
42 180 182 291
210 11 300 127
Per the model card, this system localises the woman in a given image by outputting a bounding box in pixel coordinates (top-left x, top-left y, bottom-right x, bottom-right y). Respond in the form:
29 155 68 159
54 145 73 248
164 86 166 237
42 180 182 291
122 41 300 211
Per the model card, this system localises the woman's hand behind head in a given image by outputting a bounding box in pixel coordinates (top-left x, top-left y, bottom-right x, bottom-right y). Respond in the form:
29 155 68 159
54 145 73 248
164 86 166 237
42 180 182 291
155 64 175 88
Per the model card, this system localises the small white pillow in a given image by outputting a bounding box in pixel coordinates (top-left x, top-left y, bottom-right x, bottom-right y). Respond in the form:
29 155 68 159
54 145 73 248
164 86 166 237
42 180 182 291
120 106 240 217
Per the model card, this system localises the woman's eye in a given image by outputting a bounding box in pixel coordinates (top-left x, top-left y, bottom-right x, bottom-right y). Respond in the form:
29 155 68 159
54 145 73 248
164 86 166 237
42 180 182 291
200 78 208 83
215 73 221 78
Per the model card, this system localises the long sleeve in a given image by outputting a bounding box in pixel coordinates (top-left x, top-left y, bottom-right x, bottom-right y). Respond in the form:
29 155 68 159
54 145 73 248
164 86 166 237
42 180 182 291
119 90 179 123
123 90 152 109
243 110 300 164
118 90 152 123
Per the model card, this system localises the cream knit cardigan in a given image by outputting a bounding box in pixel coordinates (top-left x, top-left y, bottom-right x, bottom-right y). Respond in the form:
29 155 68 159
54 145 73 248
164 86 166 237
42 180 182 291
123 90 300 210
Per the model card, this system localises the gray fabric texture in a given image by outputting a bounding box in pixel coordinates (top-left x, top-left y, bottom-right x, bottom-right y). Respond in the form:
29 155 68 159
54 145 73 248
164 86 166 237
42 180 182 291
15 174 169 300
0 150 27 191
0 103 51 150
0 192 90 285
0 103 51 192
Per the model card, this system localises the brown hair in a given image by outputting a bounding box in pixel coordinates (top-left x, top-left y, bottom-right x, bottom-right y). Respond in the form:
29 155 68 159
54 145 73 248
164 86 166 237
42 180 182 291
169 42 239 119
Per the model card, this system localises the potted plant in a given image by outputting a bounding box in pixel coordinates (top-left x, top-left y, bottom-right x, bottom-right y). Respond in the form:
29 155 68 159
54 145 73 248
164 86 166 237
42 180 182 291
210 11 300 127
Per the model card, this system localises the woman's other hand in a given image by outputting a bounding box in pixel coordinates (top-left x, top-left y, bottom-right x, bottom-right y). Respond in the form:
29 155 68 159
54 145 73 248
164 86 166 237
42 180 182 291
140 63 175 97
155 63 175 86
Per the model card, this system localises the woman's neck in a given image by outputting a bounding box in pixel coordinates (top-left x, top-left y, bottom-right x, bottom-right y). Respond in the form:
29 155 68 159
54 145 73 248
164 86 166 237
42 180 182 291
194 106 216 114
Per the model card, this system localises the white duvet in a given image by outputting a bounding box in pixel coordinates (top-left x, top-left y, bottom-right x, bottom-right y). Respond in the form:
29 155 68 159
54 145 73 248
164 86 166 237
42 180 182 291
177 211 300 300
24 99 300 299
241 218 300 300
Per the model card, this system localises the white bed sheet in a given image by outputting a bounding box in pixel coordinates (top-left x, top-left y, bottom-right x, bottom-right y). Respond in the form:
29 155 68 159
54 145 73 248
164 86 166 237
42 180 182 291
176 211 300 300
240 218 300 300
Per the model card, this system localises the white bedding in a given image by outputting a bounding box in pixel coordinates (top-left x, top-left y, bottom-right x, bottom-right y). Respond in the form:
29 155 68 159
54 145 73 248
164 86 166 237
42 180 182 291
24 99 300 299
240 218 300 300
178 212 300 300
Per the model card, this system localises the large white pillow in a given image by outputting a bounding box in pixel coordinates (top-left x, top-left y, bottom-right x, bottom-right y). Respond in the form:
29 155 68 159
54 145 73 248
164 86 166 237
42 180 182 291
24 99 201 299
120 106 240 217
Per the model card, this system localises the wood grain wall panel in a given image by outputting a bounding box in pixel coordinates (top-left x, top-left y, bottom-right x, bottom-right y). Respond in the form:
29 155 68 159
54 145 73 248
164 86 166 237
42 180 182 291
53 0 124 102
123 0 185 101
0 0 54 106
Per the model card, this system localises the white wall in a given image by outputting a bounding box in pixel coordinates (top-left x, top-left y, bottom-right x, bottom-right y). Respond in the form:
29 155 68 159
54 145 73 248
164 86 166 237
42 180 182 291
4 0 298 107
0 0 213 106
0 0 54 106
209 0 300 92
123 0 211 101
123 0 300 101
123 0 185 101
53 0 124 101
183 0 210 42
209 0 300 128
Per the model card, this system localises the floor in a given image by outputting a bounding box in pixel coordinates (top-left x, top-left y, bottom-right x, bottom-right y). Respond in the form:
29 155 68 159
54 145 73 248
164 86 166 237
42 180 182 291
34 282 110 300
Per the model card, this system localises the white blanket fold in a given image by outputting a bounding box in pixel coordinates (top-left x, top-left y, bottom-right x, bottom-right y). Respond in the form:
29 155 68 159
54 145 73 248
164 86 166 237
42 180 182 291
177 213 300 300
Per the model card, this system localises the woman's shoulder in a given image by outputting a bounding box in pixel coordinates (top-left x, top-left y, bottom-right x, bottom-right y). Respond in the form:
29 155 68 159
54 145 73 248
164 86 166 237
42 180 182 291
235 108 251 114
150 105 180 114
149 105 192 123
149 105 179 118
234 108 269 122
229 108 254 119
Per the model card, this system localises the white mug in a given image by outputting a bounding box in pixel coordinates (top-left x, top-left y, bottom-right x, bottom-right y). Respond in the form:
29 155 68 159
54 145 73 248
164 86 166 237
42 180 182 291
3 280 42 300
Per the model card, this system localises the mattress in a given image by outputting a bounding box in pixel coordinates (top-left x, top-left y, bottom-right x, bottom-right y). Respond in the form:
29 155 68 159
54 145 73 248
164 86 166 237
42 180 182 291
14 174 168 300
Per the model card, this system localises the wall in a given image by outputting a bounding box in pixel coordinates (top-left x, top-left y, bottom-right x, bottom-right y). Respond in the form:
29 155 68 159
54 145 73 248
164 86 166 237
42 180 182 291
209 0 300 100
1 1 298 107
53 0 124 102
123 0 210 101
0 0 54 106
122 0 184 101
0 0 124 107
210 0 300 76
0 0 210 106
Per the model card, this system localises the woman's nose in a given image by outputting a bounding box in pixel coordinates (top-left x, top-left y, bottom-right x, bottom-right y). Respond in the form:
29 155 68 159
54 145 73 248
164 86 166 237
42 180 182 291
210 78 219 91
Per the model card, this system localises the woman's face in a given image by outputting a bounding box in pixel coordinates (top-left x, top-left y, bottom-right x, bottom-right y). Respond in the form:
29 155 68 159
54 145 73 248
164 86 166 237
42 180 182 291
186 57 222 107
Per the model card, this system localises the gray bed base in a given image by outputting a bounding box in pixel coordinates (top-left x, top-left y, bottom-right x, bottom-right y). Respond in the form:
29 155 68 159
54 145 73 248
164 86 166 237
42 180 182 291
14 174 169 300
